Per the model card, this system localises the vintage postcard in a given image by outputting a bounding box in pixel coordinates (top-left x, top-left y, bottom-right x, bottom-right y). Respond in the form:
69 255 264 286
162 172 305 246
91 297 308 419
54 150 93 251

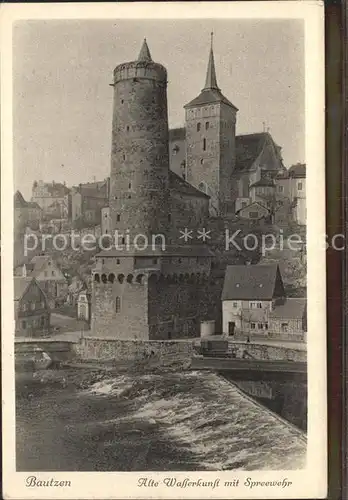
1 2 327 498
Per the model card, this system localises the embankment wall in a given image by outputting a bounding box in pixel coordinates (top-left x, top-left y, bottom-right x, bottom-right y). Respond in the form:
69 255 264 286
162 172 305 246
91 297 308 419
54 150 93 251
74 336 194 364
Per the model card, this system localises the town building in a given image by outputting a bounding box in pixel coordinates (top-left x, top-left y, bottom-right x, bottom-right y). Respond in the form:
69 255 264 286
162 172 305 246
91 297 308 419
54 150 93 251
14 277 50 337
275 163 306 225
69 178 110 227
222 264 307 341
15 255 69 308
31 180 70 214
14 191 43 231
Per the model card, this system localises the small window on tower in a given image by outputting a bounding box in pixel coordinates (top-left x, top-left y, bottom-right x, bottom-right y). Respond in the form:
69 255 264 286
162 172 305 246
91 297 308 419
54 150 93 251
123 154 126 161
117 214 121 222
121 99 124 104
197 123 201 132
168 213 171 222
205 122 209 130
203 138 206 151
126 126 130 132
115 296 121 313
128 182 131 189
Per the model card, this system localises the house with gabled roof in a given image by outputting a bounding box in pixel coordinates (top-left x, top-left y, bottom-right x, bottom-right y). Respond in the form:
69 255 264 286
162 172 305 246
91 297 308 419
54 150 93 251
235 201 270 222
222 264 306 340
15 255 68 308
14 276 50 337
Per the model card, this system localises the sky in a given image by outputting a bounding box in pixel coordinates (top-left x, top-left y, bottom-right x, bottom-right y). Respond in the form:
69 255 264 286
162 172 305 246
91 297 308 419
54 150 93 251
13 19 304 199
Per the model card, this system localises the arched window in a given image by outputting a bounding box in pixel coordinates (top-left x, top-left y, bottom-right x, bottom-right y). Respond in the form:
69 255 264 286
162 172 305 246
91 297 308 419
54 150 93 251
94 273 100 282
117 214 121 222
205 121 209 130
109 273 115 283
115 296 121 313
101 274 107 284
203 138 206 151
197 122 201 132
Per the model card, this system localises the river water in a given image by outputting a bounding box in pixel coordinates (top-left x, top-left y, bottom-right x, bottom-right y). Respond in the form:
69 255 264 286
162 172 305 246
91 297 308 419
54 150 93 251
16 369 306 471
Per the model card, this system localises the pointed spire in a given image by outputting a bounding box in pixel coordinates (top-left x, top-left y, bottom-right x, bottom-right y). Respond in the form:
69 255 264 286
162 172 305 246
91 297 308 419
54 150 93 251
137 38 152 62
203 32 219 91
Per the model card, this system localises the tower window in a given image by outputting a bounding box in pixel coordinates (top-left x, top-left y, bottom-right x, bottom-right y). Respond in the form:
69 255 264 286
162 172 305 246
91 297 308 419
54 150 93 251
128 182 131 189
115 296 121 313
117 214 120 222
123 154 126 161
126 126 130 132
197 122 201 132
116 258 120 264
200 159 204 164
205 121 209 130
168 213 171 222
121 237 125 244
203 138 206 151
121 99 124 104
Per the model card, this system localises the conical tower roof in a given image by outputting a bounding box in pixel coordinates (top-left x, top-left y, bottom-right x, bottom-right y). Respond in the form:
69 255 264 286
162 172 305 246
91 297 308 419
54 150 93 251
203 33 219 91
137 38 152 62
184 33 238 110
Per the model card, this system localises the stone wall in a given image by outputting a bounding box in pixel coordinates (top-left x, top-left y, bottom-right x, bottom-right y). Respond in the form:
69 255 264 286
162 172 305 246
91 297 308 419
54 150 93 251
75 337 194 364
91 280 148 339
227 341 306 362
148 275 223 340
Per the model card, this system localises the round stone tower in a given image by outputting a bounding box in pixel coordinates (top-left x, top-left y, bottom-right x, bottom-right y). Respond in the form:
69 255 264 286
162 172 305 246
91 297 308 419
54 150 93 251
109 39 170 241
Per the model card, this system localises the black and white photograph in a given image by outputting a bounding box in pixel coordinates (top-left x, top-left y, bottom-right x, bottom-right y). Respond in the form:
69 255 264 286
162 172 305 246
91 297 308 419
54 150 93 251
2 2 326 499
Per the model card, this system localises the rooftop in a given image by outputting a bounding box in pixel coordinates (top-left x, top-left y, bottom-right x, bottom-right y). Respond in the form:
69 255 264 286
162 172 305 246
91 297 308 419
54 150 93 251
14 277 33 301
289 163 306 178
169 170 209 198
96 244 214 258
222 264 284 301
270 298 307 320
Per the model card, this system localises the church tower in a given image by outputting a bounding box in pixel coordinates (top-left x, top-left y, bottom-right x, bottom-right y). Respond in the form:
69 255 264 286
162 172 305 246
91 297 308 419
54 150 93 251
109 39 170 240
184 34 238 216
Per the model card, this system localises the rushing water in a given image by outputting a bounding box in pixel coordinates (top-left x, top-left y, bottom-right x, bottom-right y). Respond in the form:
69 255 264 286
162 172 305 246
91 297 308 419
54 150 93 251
16 369 306 471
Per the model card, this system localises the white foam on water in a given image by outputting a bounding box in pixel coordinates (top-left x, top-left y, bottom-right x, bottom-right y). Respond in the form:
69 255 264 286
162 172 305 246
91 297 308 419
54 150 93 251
82 375 134 397
78 370 306 470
